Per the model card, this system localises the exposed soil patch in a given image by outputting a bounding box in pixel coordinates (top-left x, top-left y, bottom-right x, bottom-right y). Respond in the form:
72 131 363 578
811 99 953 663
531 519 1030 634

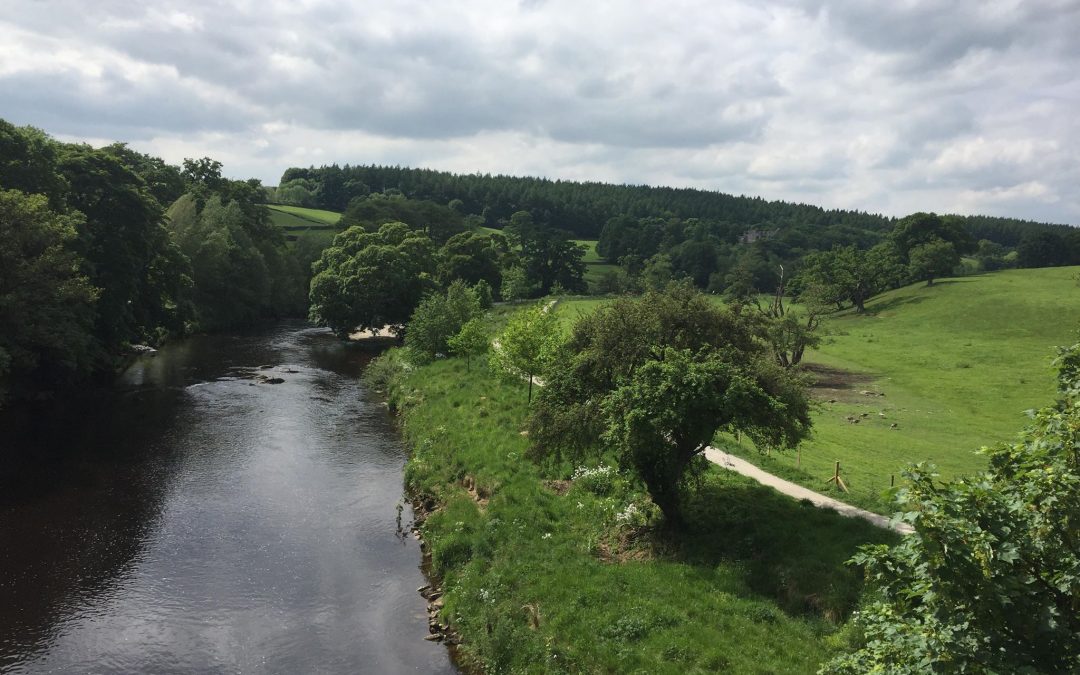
595 529 657 564
801 362 880 404
543 479 572 496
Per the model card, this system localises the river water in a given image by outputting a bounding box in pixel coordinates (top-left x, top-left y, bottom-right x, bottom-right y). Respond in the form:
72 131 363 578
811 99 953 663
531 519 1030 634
0 324 455 674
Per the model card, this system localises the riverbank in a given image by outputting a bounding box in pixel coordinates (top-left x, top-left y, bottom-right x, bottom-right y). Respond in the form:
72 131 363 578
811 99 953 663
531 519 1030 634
375 349 895 673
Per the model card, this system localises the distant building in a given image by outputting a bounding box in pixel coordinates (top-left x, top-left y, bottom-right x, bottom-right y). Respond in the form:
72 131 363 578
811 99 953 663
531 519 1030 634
739 228 776 244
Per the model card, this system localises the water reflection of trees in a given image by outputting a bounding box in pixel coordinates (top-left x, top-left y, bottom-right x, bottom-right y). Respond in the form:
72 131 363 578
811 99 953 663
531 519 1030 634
0 372 184 667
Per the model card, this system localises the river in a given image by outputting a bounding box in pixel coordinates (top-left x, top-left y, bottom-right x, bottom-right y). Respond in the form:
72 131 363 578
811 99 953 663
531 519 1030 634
0 323 456 674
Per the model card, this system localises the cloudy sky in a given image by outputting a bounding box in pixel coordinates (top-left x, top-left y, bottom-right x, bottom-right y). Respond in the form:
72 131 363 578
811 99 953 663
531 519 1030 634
2 0 1078 223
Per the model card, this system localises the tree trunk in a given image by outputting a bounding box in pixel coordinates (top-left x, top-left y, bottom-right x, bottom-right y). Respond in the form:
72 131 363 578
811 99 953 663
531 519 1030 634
855 297 865 313
528 374 533 403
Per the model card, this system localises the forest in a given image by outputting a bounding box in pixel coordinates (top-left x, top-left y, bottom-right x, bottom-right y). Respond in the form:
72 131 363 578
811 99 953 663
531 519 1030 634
0 120 306 403
275 162 1080 294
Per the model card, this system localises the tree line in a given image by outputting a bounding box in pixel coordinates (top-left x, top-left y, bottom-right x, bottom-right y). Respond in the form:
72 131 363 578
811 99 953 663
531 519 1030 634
271 162 1078 263
0 120 305 404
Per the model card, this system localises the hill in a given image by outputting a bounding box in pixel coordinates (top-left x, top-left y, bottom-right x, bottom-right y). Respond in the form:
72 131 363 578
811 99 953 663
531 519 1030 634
274 164 1076 246
560 266 1080 513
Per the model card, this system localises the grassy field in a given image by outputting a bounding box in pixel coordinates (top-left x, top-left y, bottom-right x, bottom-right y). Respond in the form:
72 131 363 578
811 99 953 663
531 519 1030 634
380 349 892 674
572 239 621 288
559 267 1080 513
266 203 342 225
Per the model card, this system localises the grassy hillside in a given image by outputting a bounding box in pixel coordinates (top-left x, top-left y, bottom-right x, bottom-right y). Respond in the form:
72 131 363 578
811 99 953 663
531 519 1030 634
559 267 1080 513
266 203 342 225
384 351 892 673
572 239 620 288
746 266 1080 512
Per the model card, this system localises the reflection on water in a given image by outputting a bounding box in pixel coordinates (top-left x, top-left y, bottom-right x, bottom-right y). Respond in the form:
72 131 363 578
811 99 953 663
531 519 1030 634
0 323 454 674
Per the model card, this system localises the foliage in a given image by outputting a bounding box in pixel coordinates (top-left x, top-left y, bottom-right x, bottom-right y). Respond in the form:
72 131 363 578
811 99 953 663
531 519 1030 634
436 230 503 290
758 271 827 368
404 280 482 364
908 238 960 286
448 317 489 370
505 210 587 295
166 194 305 330
1017 230 1071 268
339 191 465 244
308 222 437 338
528 283 811 525
0 118 313 403
890 212 975 260
59 144 193 354
472 279 494 309
490 301 561 402
602 347 811 525
0 190 98 400
499 265 537 303
825 342 1080 674
794 243 903 312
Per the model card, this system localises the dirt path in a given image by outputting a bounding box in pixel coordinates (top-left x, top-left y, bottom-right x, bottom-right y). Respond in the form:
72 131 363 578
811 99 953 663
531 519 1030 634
703 447 913 534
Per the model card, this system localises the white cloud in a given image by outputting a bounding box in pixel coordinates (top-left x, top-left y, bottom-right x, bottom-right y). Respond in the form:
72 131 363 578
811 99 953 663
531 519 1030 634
0 0 1078 224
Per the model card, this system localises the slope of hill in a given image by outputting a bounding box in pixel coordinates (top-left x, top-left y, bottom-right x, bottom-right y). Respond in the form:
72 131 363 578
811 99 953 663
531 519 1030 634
558 267 1080 513
726 266 1080 512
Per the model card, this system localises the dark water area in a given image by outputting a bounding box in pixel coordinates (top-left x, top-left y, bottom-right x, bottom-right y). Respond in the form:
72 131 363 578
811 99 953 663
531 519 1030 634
0 323 455 674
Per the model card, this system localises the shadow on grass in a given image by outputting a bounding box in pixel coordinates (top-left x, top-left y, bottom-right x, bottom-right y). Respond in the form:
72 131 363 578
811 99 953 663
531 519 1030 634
674 471 897 622
863 293 931 316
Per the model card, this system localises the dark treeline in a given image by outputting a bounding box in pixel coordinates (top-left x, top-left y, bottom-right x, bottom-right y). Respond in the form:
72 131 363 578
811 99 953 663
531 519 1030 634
275 163 1080 296
274 164 894 240
0 120 305 404
274 164 1077 249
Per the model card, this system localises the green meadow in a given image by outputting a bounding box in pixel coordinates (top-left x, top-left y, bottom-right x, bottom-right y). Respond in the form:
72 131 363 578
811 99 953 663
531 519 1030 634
381 353 893 674
560 266 1080 513
266 203 342 225
572 239 620 287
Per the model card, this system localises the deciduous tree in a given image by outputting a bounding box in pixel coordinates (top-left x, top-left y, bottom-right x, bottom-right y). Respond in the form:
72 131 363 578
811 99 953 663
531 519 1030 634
491 301 561 402
826 342 1080 674
309 222 436 338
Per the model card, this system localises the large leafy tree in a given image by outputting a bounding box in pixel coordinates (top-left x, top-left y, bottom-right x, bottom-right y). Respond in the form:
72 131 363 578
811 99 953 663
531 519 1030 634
908 238 960 286
0 190 99 400
309 222 436 338
890 212 975 260
60 145 191 353
826 342 1080 674
527 283 810 525
602 347 811 526
0 120 67 209
504 211 586 295
437 231 502 290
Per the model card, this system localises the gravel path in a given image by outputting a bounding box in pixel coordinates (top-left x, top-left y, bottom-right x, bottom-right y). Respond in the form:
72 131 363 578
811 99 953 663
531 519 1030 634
703 447 913 534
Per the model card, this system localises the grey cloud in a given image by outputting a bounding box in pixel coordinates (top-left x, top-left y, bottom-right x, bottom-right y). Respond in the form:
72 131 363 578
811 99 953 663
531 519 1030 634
1 0 1078 224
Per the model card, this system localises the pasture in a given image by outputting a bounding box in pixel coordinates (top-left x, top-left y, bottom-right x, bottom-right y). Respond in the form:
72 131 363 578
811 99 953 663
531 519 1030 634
558 267 1080 512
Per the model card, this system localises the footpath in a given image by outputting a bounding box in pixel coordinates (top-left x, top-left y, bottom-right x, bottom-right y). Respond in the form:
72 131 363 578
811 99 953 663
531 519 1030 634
704 446 913 534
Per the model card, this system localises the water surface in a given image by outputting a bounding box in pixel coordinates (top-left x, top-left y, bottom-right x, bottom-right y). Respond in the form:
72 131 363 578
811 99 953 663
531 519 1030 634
0 324 454 674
